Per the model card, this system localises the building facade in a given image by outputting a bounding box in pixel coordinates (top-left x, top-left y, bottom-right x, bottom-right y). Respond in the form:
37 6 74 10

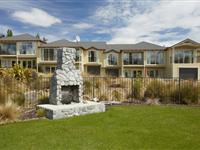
0 33 200 80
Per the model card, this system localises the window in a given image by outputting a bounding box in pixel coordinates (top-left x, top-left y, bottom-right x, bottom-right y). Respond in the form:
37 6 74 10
21 60 36 68
23 61 27 68
123 53 143 65
174 50 193 63
19 42 35 54
12 61 15 66
197 51 200 63
75 49 81 62
133 70 142 78
124 70 143 78
107 53 118 65
45 66 56 73
27 61 32 68
45 66 51 73
147 51 164 64
0 44 16 55
1 60 12 67
42 49 57 61
147 70 159 78
88 50 98 62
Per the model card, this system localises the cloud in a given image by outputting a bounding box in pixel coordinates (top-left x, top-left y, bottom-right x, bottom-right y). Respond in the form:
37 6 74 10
93 0 200 46
12 8 61 27
72 23 94 29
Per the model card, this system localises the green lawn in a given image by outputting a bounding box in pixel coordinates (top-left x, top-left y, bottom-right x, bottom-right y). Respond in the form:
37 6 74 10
0 105 200 150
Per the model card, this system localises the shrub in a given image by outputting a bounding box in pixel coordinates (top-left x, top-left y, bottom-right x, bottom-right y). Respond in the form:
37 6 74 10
0 101 19 122
144 79 166 99
36 108 45 118
38 96 49 104
133 78 143 99
173 81 200 104
94 79 102 89
11 92 25 106
112 90 122 101
99 94 108 101
83 80 92 94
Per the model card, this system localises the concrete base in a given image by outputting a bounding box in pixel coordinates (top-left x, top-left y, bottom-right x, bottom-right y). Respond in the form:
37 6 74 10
38 101 105 119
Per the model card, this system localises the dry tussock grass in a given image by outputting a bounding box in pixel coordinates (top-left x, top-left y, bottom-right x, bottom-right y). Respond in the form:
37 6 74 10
0 101 19 123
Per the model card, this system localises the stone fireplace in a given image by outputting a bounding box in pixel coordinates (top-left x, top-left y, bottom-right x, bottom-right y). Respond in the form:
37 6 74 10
61 85 79 104
38 47 105 119
49 48 83 105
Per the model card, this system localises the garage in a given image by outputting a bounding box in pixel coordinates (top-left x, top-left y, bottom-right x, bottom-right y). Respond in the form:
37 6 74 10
179 68 198 80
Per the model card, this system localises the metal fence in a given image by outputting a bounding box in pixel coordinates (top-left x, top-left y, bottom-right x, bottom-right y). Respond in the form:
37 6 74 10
0 76 200 108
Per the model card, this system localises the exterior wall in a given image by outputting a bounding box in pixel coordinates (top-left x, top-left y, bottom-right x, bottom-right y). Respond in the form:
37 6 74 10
1 38 200 79
0 41 40 69
166 45 200 79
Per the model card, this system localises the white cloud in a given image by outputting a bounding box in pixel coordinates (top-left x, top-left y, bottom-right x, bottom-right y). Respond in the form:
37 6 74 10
93 0 200 46
72 23 94 29
12 8 61 27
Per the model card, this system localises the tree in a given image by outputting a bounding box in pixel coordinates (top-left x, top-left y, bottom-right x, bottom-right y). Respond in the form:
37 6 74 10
6 29 13 37
36 33 40 39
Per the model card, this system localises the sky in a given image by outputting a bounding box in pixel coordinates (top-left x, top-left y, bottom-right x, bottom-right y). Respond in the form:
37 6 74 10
0 0 200 46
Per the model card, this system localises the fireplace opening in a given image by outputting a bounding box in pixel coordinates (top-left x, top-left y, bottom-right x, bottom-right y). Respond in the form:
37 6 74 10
61 85 79 104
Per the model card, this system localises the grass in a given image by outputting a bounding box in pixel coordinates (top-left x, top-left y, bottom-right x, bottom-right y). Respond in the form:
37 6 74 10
0 105 200 150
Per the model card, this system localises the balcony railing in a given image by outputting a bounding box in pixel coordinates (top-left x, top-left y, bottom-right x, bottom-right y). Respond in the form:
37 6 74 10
0 49 16 55
123 60 144 65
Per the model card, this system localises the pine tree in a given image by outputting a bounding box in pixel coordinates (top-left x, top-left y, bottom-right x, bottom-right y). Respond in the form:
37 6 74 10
36 33 40 39
7 29 13 37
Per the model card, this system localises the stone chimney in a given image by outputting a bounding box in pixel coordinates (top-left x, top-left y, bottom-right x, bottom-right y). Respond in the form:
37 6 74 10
49 48 83 105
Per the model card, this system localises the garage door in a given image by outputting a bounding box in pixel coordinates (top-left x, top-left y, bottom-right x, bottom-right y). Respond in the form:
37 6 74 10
179 68 198 80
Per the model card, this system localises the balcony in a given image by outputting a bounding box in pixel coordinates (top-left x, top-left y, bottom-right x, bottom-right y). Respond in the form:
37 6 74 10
123 53 144 65
0 44 17 55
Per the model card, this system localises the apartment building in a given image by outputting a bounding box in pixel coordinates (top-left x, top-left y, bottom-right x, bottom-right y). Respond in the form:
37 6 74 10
0 34 200 80
0 33 44 70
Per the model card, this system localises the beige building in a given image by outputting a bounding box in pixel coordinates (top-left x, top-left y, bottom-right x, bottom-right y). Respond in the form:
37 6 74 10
0 34 200 79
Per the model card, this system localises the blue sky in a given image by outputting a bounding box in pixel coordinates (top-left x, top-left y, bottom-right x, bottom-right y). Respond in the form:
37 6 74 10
0 0 200 46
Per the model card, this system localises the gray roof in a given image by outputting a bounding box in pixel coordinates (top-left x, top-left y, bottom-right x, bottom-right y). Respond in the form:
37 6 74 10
171 38 200 47
105 41 165 52
78 41 106 49
40 39 106 49
40 39 78 48
0 33 43 42
40 39 165 51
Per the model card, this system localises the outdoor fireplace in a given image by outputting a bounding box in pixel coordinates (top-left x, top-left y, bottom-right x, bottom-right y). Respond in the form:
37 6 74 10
49 47 83 105
61 85 79 104
39 47 105 119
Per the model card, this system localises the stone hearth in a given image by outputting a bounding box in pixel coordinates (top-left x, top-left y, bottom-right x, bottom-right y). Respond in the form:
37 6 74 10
38 47 105 119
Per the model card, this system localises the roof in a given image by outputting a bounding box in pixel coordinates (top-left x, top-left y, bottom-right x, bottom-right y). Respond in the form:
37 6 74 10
171 38 200 47
0 33 44 42
40 39 106 49
78 42 106 49
105 41 165 52
40 39 78 48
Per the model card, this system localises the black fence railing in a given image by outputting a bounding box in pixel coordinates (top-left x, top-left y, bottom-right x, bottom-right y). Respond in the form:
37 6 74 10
0 77 200 108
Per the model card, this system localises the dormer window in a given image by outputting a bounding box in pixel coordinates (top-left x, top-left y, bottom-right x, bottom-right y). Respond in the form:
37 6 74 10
88 50 98 62
107 53 118 65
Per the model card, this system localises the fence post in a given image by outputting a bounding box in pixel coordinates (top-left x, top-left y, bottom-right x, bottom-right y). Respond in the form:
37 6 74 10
178 77 181 104
92 77 95 99
131 77 133 103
